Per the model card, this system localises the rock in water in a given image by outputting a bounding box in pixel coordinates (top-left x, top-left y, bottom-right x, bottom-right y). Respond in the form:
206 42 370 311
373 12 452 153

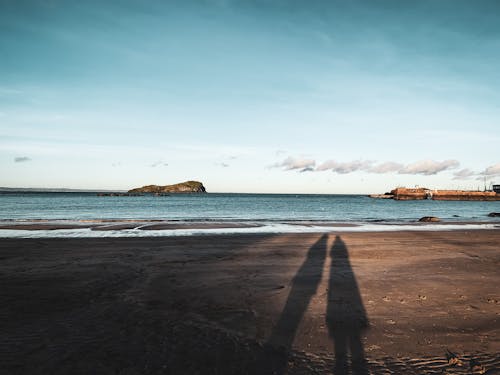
418 216 440 222
488 212 500 217
128 181 207 194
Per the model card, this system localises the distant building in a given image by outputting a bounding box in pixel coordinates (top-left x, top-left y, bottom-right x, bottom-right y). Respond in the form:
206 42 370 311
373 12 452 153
493 185 500 193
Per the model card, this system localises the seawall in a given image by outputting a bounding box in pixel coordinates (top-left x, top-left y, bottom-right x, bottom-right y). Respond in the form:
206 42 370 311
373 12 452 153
389 187 500 201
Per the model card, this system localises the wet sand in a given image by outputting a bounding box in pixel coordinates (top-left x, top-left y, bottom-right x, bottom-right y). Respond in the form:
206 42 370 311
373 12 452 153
1 230 499 374
0 221 263 231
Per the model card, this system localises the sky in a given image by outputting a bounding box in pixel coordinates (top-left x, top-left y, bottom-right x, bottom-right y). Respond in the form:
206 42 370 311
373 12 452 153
1 0 499 193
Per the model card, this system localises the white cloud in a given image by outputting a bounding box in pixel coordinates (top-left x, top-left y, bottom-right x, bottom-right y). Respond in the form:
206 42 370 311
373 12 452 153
316 159 373 173
452 168 476 180
369 162 404 174
398 159 459 175
481 163 500 176
316 160 339 171
316 159 458 175
275 156 462 177
271 156 316 171
330 160 373 174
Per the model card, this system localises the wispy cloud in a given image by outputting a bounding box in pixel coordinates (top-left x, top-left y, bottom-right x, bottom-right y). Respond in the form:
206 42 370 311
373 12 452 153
481 163 500 176
398 159 459 175
316 160 337 172
14 156 31 163
450 163 500 181
150 160 168 167
453 168 476 180
369 161 404 174
271 156 316 172
316 160 373 174
215 162 229 168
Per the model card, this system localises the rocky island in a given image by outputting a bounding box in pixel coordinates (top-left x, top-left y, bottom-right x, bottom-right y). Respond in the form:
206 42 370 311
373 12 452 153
128 180 206 194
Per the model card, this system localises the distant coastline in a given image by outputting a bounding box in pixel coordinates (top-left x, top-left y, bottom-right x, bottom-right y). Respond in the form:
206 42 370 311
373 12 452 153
0 187 126 193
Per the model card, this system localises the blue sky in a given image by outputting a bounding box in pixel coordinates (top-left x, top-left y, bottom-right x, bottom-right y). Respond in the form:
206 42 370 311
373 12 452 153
1 0 499 193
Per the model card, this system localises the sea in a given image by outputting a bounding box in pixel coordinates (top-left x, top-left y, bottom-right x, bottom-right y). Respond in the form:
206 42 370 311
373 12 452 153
1 192 499 237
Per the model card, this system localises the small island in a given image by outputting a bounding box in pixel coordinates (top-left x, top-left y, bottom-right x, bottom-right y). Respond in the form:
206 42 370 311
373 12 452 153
128 180 206 194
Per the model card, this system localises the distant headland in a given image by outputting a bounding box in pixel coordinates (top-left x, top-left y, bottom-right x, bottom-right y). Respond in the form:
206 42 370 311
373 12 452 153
128 181 206 194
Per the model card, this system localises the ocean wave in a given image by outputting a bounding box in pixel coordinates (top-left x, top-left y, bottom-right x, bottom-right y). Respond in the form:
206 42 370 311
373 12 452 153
0 222 498 238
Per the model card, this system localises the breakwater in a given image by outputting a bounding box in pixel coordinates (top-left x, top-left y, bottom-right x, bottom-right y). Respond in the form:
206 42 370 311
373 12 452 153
371 187 500 201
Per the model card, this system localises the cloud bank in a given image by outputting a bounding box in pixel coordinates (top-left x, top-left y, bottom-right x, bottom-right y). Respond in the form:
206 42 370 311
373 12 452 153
273 156 500 183
274 156 463 176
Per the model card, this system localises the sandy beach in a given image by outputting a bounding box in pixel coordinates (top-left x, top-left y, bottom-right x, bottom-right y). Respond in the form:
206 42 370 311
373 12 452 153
1 230 499 374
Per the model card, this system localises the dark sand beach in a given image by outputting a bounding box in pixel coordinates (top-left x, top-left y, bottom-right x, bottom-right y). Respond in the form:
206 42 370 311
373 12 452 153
1 230 499 374
0 221 263 231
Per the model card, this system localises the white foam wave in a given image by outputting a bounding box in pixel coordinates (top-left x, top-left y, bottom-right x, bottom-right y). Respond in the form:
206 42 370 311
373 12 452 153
0 223 498 238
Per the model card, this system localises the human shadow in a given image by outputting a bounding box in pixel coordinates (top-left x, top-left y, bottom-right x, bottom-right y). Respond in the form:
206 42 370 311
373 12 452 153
263 234 328 374
327 235 369 375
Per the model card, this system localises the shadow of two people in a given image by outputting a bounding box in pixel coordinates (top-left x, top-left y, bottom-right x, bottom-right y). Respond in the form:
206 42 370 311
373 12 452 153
266 234 368 375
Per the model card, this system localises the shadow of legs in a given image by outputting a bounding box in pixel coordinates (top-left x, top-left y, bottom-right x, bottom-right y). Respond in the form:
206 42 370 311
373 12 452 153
263 234 328 374
327 236 369 375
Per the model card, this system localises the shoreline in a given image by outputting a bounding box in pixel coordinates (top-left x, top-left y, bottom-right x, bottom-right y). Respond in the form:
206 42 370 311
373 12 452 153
0 219 499 238
1 231 499 374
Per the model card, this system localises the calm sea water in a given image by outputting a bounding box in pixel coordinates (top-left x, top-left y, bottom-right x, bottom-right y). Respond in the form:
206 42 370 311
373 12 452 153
1 192 499 222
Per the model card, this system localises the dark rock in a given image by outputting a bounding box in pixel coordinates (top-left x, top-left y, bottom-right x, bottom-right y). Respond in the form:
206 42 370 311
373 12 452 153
129 181 206 194
488 212 500 217
418 216 440 222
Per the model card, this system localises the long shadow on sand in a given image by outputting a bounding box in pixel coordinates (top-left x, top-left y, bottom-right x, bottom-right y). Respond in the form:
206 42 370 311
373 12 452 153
263 234 368 375
264 234 328 373
327 235 369 375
